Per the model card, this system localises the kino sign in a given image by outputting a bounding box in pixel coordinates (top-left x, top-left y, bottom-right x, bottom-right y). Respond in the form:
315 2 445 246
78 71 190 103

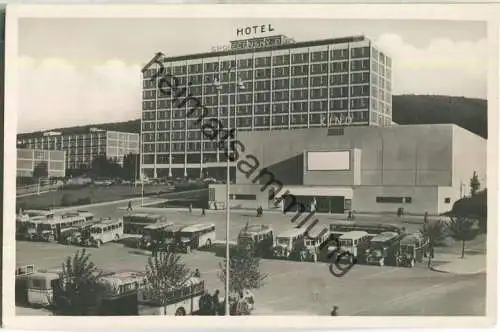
329 113 353 127
237 24 275 37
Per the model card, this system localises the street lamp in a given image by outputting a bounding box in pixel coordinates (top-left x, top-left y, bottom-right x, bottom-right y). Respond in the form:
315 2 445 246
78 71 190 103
213 66 245 316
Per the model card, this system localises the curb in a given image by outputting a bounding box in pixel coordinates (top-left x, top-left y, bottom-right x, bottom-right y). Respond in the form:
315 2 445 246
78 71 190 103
430 265 486 275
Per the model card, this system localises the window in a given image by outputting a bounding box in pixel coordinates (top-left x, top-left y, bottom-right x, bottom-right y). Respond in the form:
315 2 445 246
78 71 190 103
376 196 404 203
444 197 451 204
405 197 412 204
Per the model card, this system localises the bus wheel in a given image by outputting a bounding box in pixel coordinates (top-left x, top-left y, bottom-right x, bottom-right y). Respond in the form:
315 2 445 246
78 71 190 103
114 234 120 241
175 307 186 316
206 239 212 248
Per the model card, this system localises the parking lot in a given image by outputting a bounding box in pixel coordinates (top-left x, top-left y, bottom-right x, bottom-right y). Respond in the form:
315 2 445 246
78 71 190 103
16 200 487 316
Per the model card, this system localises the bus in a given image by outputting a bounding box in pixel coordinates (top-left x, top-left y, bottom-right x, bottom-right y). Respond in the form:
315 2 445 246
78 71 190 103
24 270 60 307
23 209 55 219
138 276 205 315
138 221 174 250
98 271 147 315
123 213 167 234
329 221 405 239
81 219 124 248
300 225 330 262
175 223 216 253
330 231 371 264
61 210 94 222
237 224 274 258
272 227 308 259
37 215 87 242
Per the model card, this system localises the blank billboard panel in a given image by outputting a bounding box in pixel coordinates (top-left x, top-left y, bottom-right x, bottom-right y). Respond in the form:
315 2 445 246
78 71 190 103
307 151 350 171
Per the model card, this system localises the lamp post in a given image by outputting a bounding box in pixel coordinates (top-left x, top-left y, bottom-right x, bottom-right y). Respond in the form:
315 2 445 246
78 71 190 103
213 66 245 316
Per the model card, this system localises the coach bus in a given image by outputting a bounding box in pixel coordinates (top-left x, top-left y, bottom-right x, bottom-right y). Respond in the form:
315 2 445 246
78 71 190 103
138 221 174 250
329 221 405 240
175 223 216 253
81 218 124 248
37 215 87 242
138 276 205 315
123 213 167 234
272 227 308 259
98 271 147 315
237 224 274 258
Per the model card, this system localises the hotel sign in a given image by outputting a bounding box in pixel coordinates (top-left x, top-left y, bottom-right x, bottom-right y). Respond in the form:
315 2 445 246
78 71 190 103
230 35 285 51
236 24 275 37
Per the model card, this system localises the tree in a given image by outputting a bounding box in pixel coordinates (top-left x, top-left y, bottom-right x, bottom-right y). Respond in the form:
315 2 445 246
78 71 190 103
218 243 267 297
90 155 122 179
448 216 478 258
470 171 481 196
419 220 447 268
33 161 49 179
144 251 193 315
52 249 104 315
122 153 140 180
448 189 487 233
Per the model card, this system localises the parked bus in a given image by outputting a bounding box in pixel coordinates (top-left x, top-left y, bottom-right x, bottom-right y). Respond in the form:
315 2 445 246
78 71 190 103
24 270 60 307
330 230 370 264
138 276 205 315
123 213 167 234
138 221 174 250
237 224 274 258
175 223 216 253
98 271 147 315
15 264 36 306
37 215 87 242
397 233 429 268
23 209 55 220
329 221 405 239
16 216 46 241
364 231 402 266
61 210 94 222
81 219 124 248
272 227 308 259
300 225 330 262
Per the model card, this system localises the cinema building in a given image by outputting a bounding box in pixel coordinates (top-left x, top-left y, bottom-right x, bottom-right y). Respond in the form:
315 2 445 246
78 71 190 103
141 34 392 179
208 124 486 215
17 128 140 170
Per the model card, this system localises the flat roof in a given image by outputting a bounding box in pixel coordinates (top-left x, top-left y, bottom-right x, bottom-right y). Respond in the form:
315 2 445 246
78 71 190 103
155 35 367 64
144 221 174 230
240 224 272 235
339 231 369 239
277 227 307 238
370 231 399 243
306 225 329 238
180 223 215 233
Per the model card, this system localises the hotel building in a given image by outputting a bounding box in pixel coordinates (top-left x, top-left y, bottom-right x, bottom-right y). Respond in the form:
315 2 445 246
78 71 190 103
141 34 392 179
17 128 140 170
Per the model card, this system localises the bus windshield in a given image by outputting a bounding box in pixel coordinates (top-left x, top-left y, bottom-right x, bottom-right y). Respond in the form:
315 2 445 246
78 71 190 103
339 239 353 247
179 232 193 241
39 224 53 231
276 237 290 246
142 229 153 237
91 227 102 234
305 239 316 246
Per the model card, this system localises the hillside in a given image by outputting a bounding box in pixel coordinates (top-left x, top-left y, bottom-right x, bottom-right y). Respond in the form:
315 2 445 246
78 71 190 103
19 95 487 139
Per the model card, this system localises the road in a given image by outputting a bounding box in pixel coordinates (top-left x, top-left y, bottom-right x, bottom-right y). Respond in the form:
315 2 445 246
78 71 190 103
16 198 486 316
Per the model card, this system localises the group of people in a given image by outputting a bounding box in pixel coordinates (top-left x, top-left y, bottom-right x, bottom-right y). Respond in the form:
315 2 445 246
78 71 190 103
188 203 206 216
198 290 253 316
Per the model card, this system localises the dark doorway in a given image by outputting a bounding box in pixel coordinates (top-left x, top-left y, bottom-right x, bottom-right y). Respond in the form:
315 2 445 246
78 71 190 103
283 195 345 214
329 196 345 213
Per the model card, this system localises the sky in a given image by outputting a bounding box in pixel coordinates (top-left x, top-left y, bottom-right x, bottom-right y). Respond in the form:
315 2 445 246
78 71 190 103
17 18 487 133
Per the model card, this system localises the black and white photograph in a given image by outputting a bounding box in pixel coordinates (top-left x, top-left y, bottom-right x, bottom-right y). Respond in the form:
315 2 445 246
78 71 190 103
2 3 498 330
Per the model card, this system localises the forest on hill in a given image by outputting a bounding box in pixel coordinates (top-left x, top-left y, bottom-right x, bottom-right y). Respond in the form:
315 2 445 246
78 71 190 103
19 95 487 139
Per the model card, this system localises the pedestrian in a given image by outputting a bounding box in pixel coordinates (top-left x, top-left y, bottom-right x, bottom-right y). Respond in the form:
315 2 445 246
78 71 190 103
235 292 246 315
201 207 206 216
194 268 201 278
212 289 221 315
127 201 133 212
189 203 193 214
331 305 339 316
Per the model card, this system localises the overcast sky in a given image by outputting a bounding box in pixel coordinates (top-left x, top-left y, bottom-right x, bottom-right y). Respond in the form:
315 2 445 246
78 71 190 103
17 18 487 133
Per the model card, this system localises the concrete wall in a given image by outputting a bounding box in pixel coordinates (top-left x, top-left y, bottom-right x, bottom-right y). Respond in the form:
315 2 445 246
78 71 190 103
352 186 439 214
209 184 270 210
237 124 454 187
452 125 487 195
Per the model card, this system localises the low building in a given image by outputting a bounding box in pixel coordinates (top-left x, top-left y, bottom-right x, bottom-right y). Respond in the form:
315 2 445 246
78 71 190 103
17 128 140 170
17 148 66 178
209 124 486 215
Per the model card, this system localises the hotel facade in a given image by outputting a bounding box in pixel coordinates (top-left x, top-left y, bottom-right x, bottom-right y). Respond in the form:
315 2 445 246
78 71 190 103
17 128 140 170
141 34 392 179
17 148 66 178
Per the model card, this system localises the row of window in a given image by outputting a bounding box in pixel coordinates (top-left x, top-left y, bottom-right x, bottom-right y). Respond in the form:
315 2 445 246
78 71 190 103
375 196 413 204
143 46 390 77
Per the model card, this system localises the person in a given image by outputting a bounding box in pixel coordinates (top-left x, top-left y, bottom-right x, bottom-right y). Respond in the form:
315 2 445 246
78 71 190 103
256 206 263 217
127 201 133 212
347 210 353 220
331 305 339 316
194 268 201 278
235 291 248 315
201 207 206 216
212 290 221 315
189 203 193 214
198 291 213 316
